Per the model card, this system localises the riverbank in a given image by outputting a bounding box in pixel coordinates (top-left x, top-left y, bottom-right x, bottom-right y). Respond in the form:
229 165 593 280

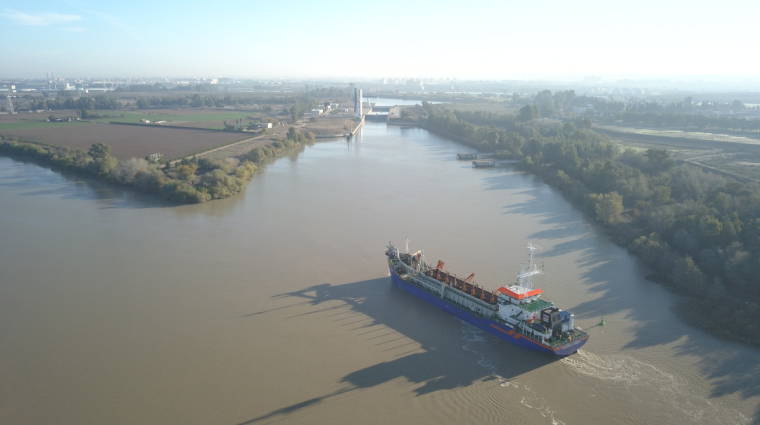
0 127 315 204
1 121 756 425
418 104 760 348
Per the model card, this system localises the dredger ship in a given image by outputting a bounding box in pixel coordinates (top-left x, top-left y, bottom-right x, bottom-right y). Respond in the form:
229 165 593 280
385 242 588 356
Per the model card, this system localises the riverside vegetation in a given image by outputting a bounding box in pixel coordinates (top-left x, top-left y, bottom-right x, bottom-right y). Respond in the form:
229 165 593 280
0 127 315 203
421 102 760 347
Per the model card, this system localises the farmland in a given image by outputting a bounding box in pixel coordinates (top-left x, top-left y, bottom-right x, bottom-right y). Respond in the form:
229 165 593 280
0 122 250 159
0 98 355 180
0 107 283 131
89 108 274 130
0 85 355 204
0 112 90 130
0 107 293 159
597 124 760 182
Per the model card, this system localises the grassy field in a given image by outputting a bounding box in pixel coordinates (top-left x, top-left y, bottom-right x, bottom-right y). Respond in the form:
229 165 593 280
0 108 277 131
90 109 261 129
599 125 760 182
595 124 760 146
0 122 250 160
0 109 280 160
0 107 342 161
0 120 90 131
0 112 89 131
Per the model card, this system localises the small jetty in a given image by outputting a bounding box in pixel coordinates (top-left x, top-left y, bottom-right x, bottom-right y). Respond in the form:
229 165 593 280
472 159 496 168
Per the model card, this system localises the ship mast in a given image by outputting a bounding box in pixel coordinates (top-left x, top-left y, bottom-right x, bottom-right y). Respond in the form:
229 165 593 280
516 243 542 289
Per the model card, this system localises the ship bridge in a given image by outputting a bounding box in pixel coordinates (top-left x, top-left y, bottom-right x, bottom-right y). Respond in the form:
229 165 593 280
497 285 543 300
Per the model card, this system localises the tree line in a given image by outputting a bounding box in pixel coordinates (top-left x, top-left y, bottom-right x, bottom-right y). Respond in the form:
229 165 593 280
520 90 760 137
485 89 760 139
27 95 120 111
421 103 760 346
135 94 279 109
0 127 315 204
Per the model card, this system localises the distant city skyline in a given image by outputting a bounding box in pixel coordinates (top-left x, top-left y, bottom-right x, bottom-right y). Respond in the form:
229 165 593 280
2 0 759 81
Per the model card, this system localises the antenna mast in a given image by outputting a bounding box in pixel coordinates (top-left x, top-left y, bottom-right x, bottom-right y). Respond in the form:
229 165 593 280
516 243 542 289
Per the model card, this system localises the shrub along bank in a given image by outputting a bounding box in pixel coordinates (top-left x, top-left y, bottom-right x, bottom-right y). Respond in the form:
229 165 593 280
0 127 315 204
422 103 760 347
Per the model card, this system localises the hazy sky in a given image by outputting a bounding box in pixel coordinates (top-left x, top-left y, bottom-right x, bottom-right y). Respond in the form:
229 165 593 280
1 0 759 79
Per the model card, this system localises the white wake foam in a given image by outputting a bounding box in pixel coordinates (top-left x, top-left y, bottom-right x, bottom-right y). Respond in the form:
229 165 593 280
460 323 566 425
561 350 750 425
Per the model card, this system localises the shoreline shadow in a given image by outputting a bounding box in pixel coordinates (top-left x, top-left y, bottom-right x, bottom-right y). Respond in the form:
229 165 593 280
484 173 760 424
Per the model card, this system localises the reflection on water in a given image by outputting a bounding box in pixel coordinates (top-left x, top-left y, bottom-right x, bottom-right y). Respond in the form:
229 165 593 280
0 156 174 209
0 119 758 425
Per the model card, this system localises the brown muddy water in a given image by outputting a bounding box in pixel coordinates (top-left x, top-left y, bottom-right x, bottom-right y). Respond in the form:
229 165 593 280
0 121 758 425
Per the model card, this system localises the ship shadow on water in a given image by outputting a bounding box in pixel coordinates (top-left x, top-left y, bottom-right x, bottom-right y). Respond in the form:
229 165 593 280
235 277 557 425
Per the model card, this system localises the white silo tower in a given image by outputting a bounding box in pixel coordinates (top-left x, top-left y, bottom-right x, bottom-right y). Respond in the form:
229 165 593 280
354 88 363 117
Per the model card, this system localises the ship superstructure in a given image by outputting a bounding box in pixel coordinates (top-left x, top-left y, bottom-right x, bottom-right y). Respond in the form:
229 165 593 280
385 242 588 356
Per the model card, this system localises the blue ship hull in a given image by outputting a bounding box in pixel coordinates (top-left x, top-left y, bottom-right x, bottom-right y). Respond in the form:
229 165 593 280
389 266 587 356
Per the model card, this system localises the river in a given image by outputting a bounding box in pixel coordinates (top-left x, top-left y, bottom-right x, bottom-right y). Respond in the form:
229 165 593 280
0 116 758 424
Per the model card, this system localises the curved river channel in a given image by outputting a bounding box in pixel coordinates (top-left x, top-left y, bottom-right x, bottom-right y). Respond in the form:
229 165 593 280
1 113 758 424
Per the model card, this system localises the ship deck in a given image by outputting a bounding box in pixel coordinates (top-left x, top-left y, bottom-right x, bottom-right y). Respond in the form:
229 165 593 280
519 298 553 312
550 330 588 347
398 270 497 320
387 246 589 355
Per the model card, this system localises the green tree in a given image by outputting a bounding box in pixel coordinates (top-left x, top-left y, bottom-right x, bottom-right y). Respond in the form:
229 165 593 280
176 163 198 181
87 143 117 175
645 149 674 172
671 256 706 290
588 191 624 224
88 143 111 160
518 105 538 121
190 94 203 107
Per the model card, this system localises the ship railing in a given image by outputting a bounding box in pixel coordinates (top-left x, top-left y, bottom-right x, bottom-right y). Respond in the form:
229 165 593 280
407 275 496 319
423 268 498 305
511 321 539 342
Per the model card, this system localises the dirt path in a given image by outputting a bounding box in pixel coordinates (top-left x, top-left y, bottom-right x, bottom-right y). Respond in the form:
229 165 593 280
167 134 269 165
